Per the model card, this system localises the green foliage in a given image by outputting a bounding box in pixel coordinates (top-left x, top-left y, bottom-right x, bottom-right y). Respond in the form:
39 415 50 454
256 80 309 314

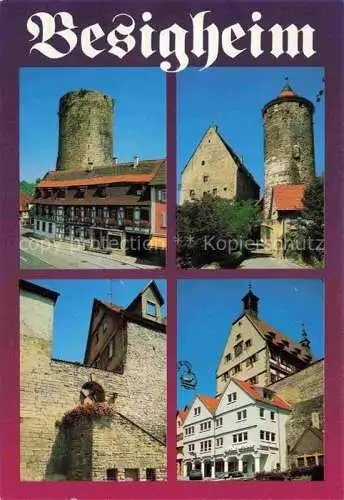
177 195 261 268
285 176 324 265
20 180 36 195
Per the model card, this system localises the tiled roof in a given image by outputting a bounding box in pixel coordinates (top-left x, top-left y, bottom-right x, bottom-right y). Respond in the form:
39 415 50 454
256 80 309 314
279 82 296 97
234 378 291 411
38 174 155 188
40 159 165 183
198 394 219 414
177 409 189 422
19 193 32 211
272 184 305 211
99 300 123 313
149 160 166 186
247 312 311 363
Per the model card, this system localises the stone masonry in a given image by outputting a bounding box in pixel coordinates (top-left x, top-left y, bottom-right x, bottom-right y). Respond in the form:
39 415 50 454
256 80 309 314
180 126 259 204
263 91 316 219
56 90 114 171
20 282 166 481
269 359 324 466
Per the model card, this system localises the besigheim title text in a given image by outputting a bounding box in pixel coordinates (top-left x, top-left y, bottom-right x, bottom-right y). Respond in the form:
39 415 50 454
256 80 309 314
27 11 316 72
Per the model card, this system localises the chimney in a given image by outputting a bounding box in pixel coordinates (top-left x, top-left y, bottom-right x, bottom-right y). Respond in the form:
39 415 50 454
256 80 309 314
133 156 139 167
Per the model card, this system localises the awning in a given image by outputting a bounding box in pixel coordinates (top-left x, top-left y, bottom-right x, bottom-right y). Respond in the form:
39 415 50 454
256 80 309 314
148 235 167 250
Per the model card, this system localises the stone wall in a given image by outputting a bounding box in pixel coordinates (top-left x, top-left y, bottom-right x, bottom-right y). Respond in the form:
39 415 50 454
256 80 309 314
263 97 315 219
269 359 324 464
56 90 114 171
20 318 166 480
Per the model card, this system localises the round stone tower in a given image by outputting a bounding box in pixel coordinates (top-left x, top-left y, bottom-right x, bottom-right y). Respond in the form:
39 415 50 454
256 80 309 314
56 89 114 171
262 81 315 219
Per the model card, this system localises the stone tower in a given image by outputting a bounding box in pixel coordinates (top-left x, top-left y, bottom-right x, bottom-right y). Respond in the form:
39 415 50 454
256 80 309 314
56 89 114 171
262 81 316 219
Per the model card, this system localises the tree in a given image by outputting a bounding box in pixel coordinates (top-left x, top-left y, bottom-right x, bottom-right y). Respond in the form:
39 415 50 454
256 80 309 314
20 180 36 195
286 176 324 264
177 195 261 268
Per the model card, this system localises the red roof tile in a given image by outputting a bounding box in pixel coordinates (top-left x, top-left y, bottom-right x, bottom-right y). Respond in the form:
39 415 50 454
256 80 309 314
198 394 219 414
272 184 306 211
177 409 189 422
37 174 154 188
233 378 291 411
19 193 32 211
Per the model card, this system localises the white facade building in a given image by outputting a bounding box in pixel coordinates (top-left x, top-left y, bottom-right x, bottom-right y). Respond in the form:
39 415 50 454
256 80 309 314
182 378 290 479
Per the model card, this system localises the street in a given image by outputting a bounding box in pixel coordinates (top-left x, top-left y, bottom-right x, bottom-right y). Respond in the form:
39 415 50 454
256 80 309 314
20 233 159 270
239 256 303 269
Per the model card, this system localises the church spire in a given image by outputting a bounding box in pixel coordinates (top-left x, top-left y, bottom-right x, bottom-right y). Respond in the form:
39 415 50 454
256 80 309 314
242 284 259 317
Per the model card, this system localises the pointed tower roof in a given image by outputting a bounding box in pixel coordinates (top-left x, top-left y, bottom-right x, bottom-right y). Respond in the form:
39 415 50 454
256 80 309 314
242 283 259 317
262 78 314 115
279 78 297 97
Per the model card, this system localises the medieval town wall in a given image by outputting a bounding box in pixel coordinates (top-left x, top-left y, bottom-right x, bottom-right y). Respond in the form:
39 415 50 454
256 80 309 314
20 305 166 479
269 359 324 455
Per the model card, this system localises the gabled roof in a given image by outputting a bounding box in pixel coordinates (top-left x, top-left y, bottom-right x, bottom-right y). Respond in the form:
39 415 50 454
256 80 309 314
181 126 259 189
183 393 219 423
176 409 189 422
272 184 306 211
233 378 291 411
290 426 323 454
126 280 164 309
198 394 219 414
217 130 259 186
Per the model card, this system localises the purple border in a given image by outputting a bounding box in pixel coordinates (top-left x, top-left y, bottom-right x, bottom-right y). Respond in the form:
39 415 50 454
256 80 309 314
0 0 343 498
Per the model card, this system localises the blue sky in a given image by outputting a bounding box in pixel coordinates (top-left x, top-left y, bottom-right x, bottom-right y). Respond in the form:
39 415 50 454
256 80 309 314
20 68 166 182
177 279 324 409
177 67 324 195
32 279 166 363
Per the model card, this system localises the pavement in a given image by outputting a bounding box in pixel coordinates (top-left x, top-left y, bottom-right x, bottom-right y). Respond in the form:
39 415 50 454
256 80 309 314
20 232 160 270
239 256 303 269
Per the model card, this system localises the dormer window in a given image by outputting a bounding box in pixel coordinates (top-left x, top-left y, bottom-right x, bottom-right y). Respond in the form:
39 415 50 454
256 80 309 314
147 301 157 317
57 188 66 198
75 187 85 198
95 186 107 198
263 390 273 400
